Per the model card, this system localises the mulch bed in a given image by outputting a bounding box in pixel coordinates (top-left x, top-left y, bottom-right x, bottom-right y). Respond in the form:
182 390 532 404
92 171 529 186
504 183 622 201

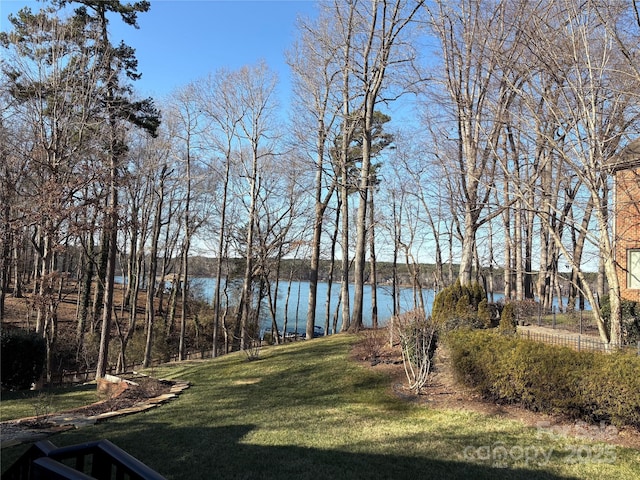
63 375 173 417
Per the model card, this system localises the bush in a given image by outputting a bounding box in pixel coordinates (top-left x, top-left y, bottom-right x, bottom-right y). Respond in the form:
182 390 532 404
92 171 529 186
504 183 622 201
359 329 387 362
431 280 488 331
582 351 640 427
447 329 640 428
396 310 438 393
446 328 498 393
476 299 493 328
498 303 516 334
1 328 46 390
124 326 172 366
600 295 640 345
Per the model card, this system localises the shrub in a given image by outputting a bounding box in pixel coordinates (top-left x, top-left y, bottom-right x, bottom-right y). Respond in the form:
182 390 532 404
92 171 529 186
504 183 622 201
122 325 172 367
397 310 438 393
581 351 640 428
446 329 640 428
600 295 640 345
1 328 46 390
359 329 387 362
477 299 493 328
432 280 488 331
510 299 540 322
498 303 516 334
446 328 498 393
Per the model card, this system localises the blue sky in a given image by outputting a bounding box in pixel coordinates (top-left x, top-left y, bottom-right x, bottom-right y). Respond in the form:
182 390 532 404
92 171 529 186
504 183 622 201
1 0 319 100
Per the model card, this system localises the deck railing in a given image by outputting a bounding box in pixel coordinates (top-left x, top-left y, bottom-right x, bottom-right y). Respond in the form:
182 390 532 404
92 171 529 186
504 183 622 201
2 439 165 480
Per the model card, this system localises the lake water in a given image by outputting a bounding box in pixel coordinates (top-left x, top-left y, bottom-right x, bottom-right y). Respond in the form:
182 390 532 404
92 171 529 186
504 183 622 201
118 275 587 334
189 277 435 333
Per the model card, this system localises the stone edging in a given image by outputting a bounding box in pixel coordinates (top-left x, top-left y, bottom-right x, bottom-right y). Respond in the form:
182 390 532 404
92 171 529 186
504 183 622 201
0 379 190 448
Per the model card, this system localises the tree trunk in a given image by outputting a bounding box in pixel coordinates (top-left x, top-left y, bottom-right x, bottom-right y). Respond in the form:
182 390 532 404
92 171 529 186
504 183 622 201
143 167 166 368
515 200 524 301
76 239 94 359
95 168 118 379
305 126 333 339
212 156 231 358
458 209 478 286
178 239 190 361
351 118 371 331
339 145 351 332
179 151 192 361
368 188 378 329
327 201 340 334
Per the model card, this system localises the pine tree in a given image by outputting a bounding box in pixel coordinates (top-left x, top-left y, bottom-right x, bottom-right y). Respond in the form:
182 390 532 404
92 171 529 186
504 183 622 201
55 0 159 379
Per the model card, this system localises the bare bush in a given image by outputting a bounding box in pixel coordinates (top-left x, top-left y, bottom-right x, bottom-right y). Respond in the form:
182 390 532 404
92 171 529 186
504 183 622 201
395 310 438 393
244 338 261 361
359 329 387 362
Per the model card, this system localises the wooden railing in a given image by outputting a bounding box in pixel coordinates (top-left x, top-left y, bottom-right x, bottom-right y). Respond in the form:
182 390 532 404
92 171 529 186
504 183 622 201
2 439 165 480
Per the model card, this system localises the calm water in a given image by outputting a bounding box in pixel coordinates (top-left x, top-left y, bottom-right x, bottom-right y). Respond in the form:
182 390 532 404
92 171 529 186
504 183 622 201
117 275 586 334
190 277 435 333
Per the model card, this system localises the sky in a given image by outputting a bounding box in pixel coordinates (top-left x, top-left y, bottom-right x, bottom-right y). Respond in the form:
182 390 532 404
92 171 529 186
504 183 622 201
0 0 319 101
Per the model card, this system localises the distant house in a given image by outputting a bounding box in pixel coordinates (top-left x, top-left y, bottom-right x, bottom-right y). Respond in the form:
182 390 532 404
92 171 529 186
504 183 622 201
611 139 640 302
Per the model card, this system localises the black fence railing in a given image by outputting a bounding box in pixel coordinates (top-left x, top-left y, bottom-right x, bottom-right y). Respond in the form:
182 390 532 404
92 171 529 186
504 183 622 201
518 329 640 354
2 439 165 480
510 304 599 334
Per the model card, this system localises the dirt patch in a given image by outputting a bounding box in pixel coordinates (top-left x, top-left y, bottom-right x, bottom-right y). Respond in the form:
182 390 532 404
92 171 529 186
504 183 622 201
351 331 640 451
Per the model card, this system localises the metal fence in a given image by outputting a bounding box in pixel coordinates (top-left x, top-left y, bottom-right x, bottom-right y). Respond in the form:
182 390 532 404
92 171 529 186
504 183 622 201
517 329 640 355
513 304 600 335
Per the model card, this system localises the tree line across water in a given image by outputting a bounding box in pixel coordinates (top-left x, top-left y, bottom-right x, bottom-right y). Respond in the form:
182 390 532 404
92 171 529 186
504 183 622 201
1 0 640 383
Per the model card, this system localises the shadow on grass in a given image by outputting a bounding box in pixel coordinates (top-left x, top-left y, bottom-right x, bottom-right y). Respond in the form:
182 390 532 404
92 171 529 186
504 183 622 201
2 421 580 480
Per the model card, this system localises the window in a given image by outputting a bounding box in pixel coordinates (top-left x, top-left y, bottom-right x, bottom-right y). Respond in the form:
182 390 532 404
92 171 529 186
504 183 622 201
628 249 640 289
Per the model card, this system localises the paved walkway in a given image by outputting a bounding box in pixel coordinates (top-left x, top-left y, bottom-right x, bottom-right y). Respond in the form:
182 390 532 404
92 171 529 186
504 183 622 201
0 379 190 448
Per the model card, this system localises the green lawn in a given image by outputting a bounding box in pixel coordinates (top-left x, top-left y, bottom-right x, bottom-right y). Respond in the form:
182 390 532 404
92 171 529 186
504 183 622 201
2 334 639 479
1 383 98 422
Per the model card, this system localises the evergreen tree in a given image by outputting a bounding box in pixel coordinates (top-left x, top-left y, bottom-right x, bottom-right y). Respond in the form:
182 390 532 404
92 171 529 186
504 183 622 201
56 0 159 378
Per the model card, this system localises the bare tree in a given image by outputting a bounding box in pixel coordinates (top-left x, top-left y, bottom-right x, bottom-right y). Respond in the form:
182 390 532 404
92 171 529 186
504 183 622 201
348 0 424 331
424 0 526 287
194 69 246 357
164 83 208 360
232 62 280 351
142 160 170 367
114 133 155 372
288 8 341 341
445 0 640 342
516 0 639 344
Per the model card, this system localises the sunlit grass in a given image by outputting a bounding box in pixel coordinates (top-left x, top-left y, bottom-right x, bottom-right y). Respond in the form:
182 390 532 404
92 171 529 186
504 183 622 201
1 383 98 422
2 334 639 479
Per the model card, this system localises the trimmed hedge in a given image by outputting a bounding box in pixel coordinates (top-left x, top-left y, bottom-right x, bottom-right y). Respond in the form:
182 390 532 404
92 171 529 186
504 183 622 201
1 328 46 390
432 280 494 330
447 329 640 428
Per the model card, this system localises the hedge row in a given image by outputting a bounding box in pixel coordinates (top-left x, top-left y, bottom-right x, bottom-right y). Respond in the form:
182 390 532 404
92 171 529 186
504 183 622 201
446 329 640 428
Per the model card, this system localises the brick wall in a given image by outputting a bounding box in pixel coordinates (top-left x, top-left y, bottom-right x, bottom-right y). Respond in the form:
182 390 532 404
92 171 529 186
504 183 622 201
615 166 640 302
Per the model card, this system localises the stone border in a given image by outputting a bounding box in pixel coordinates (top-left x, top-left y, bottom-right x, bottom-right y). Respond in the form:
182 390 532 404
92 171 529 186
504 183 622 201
0 378 190 448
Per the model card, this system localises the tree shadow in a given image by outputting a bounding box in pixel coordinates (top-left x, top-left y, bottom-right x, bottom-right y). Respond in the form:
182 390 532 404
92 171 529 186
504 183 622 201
1 421 582 480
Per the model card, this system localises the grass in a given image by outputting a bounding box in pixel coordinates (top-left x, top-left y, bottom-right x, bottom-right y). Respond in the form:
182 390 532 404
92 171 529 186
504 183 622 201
1 383 98 422
2 334 639 479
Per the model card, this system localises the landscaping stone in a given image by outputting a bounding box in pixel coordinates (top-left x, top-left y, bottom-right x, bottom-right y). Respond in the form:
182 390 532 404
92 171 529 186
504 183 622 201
0 377 190 448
